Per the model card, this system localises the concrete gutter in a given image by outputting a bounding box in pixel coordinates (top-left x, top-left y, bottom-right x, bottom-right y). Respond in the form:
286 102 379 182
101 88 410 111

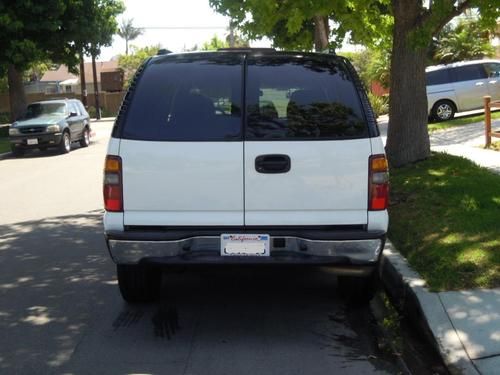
381 241 480 375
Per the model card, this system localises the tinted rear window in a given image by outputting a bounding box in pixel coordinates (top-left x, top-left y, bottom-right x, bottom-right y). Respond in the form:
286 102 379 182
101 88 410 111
426 69 450 85
122 54 243 141
245 56 368 140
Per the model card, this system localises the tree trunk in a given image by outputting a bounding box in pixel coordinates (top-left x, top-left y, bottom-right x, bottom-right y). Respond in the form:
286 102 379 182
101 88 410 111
7 65 27 122
313 15 329 52
386 0 430 167
80 53 88 107
91 53 101 119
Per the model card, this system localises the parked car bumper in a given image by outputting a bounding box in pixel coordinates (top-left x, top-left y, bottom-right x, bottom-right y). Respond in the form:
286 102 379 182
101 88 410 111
105 229 385 275
10 133 63 149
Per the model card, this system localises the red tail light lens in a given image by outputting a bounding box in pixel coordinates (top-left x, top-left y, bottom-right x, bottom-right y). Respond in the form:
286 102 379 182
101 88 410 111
369 155 389 210
104 155 123 212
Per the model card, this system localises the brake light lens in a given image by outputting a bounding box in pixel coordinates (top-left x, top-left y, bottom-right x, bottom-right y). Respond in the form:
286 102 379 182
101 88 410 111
104 155 123 212
369 155 389 210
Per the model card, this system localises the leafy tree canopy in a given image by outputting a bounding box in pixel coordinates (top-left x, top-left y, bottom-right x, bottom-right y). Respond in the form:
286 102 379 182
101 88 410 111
431 18 496 65
201 35 229 50
0 0 124 75
209 0 393 50
118 44 160 85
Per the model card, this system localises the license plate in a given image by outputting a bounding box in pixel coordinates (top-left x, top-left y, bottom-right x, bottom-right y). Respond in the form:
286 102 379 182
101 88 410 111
221 234 270 256
27 139 38 145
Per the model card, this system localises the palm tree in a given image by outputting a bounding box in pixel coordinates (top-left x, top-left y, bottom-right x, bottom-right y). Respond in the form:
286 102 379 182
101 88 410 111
117 18 143 55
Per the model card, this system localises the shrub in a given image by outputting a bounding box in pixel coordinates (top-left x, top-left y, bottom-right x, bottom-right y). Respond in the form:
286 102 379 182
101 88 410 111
87 106 115 118
368 93 389 117
0 112 10 124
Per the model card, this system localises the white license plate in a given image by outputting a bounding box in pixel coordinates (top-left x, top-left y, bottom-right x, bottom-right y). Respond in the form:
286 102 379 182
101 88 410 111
27 139 38 145
221 234 270 256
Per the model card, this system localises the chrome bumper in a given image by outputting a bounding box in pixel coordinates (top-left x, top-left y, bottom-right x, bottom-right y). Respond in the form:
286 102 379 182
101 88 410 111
106 235 384 270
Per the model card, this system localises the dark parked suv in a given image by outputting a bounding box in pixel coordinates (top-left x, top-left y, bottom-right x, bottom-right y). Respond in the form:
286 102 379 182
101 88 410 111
104 48 389 304
9 99 91 156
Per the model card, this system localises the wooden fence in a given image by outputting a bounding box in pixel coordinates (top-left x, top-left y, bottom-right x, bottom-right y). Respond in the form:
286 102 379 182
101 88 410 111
484 96 500 147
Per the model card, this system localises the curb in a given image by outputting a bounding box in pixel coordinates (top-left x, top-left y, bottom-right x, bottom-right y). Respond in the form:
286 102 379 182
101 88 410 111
0 151 10 160
381 240 479 375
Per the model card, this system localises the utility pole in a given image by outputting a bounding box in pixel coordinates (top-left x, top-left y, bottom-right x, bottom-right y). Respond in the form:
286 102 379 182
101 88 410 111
229 21 235 48
79 53 87 107
91 52 101 120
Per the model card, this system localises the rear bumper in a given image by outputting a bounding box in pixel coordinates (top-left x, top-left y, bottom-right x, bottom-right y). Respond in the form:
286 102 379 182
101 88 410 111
105 228 386 274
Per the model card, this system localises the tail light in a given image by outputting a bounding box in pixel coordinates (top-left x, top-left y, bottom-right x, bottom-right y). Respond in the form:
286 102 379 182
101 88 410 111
103 155 123 212
369 154 389 210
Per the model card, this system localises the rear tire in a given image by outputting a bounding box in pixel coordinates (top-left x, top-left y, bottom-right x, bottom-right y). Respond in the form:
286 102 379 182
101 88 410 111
431 100 456 122
117 264 161 303
10 145 24 157
59 131 71 154
338 271 379 306
79 127 90 147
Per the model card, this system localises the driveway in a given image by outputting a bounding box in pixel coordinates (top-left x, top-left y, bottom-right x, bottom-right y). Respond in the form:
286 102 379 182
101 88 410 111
0 120 401 374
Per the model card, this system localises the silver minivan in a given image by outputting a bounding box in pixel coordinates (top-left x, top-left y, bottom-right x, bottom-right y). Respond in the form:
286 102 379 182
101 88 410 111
426 59 500 121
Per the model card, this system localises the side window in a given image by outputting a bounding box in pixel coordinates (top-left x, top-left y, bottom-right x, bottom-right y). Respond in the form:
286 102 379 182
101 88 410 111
245 56 368 140
450 65 487 82
68 102 79 115
426 69 450 86
122 55 243 141
76 101 87 116
484 63 500 78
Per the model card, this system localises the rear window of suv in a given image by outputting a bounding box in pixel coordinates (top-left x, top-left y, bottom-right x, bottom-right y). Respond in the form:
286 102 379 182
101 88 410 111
246 55 368 140
122 54 244 141
120 53 368 141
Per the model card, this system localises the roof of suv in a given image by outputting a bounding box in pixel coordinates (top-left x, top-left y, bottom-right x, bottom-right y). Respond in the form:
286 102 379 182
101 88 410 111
426 59 500 72
149 48 343 63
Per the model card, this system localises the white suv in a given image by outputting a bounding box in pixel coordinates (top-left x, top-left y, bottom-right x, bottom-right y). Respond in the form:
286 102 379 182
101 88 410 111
103 49 389 304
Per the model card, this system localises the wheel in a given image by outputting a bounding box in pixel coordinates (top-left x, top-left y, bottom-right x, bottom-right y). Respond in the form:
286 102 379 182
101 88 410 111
10 145 25 157
79 127 90 147
117 264 161 303
59 131 71 154
431 100 456 122
338 271 379 306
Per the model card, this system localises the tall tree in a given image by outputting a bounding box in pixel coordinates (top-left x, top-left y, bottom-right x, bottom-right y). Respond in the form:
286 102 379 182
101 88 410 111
0 0 124 121
117 18 143 55
209 0 499 167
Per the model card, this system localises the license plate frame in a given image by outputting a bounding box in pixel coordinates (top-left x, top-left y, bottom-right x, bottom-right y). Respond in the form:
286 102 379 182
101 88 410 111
221 234 270 256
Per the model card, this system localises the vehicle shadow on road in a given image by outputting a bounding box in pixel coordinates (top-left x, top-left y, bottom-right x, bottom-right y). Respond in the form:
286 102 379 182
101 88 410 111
0 213 399 374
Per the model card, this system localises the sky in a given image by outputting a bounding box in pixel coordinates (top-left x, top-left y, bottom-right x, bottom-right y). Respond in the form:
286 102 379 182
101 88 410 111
99 0 270 61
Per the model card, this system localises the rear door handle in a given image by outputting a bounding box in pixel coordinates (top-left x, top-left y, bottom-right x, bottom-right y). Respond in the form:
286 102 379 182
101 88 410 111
255 154 291 174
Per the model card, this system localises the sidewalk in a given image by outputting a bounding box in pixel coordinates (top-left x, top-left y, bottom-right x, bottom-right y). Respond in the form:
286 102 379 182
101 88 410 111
378 116 500 374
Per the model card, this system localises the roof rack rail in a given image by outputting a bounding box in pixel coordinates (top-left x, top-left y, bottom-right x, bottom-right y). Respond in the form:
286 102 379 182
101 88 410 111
217 47 276 52
157 49 172 55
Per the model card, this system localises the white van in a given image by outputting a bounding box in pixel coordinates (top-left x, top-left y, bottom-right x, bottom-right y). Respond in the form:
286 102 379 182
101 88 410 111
426 59 500 121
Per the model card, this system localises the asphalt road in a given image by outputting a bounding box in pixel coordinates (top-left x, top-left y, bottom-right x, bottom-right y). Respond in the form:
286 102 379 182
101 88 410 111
0 120 401 374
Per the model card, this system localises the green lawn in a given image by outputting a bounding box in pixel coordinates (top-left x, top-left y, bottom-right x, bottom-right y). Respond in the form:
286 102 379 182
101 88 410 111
428 110 500 132
388 153 500 291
